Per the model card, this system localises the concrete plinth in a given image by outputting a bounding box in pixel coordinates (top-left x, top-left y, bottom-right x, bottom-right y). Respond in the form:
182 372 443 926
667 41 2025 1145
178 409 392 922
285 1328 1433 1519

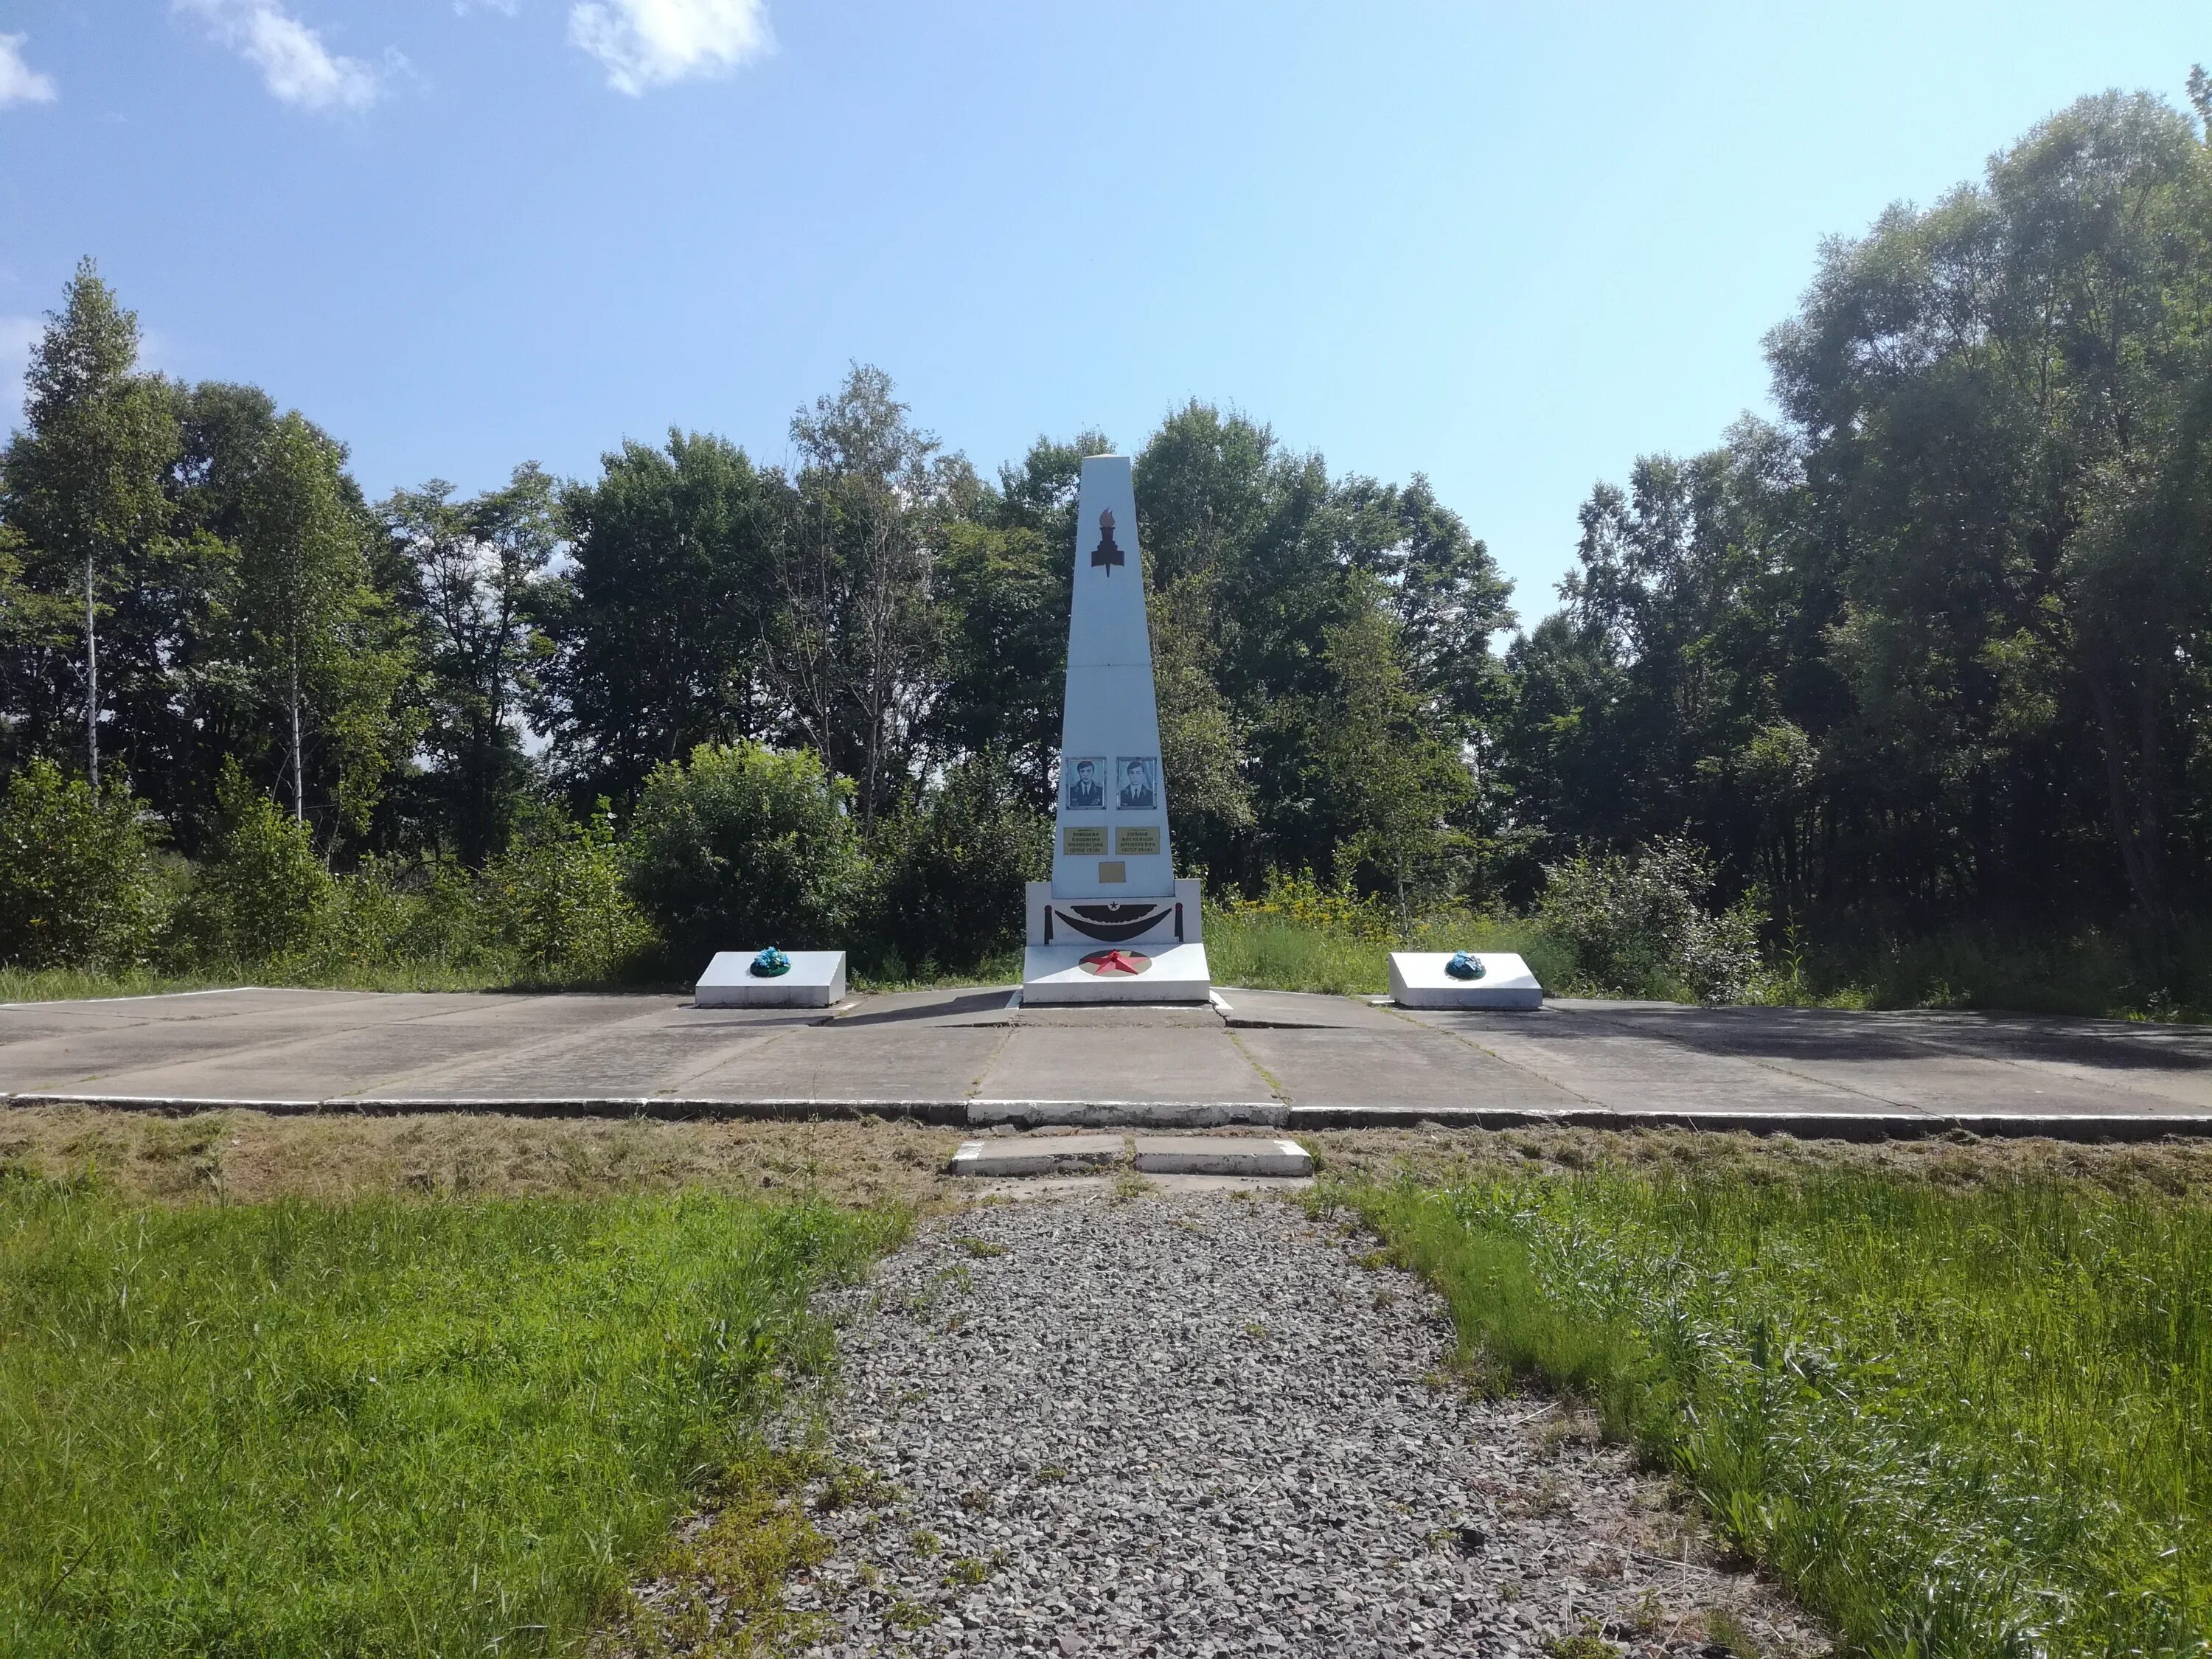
696 950 846 1009
1388 952 1543 1011
1021 942 1211 1005
1133 1136 1312 1177
949 1135 1126 1177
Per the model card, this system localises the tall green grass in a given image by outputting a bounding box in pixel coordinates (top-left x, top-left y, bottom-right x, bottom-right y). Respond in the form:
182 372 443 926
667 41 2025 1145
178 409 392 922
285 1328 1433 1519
0 1175 901 1655
1349 1170 2212 1658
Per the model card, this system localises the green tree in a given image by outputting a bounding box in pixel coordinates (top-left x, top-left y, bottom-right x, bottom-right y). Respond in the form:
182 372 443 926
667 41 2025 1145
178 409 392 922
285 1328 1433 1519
384 465 561 861
180 761 333 965
0 260 178 790
771 366 962 826
1315 579 1475 935
232 413 412 837
866 750 1049 971
538 432 777 802
626 742 866 970
484 804 653 983
0 757 167 970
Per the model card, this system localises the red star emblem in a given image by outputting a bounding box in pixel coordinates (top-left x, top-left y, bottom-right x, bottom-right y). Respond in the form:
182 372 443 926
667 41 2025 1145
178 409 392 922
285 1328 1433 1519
1078 948 1150 976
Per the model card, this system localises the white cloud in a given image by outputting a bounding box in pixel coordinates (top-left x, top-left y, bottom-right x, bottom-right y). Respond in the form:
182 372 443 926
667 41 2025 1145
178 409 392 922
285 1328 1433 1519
0 34 59 106
569 0 771 95
176 0 381 112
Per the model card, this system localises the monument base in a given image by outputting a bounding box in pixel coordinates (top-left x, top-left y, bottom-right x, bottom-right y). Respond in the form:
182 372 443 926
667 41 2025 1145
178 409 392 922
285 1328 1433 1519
1020 942 1212 1005
1388 951 1543 1011
696 950 847 1009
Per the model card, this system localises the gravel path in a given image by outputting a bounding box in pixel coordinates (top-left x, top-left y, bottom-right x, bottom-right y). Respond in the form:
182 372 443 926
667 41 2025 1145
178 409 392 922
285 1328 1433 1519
653 1189 1826 1658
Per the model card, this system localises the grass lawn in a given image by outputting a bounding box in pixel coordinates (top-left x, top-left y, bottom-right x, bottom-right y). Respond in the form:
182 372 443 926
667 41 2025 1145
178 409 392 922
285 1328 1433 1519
0 1172 902 1656
1345 1164 2212 1659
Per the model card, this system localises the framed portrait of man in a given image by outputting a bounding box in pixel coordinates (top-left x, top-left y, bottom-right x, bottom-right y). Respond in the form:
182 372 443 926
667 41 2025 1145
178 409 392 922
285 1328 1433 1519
1062 757 1105 811
1116 757 1158 811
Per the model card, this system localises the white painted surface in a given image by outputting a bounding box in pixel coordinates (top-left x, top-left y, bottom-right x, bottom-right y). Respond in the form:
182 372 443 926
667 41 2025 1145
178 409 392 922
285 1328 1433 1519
695 950 846 1008
1020 942 1213 1004
1053 456 1174 900
1388 952 1544 1010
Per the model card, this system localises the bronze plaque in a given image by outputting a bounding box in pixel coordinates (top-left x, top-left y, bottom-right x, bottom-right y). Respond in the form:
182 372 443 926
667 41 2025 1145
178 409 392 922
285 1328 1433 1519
1114 825 1161 855
1062 825 1107 855
1097 860 1127 883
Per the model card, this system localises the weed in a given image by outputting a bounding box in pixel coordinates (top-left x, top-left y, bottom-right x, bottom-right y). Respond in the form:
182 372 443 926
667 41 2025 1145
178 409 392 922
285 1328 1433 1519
1703 1606 1763 1658
886 1597 938 1631
1543 1628 1621 1659
907 1528 942 1557
950 1234 1008 1258
942 1556 991 1587
1110 1169 1154 1203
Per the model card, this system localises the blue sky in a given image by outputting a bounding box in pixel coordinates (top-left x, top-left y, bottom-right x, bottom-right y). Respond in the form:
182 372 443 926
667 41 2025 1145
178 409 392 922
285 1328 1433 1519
1 1 2204 621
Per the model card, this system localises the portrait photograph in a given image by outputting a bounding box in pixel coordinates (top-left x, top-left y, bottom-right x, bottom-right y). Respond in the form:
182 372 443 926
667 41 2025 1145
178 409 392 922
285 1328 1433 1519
1116 757 1158 811
1062 757 1106 811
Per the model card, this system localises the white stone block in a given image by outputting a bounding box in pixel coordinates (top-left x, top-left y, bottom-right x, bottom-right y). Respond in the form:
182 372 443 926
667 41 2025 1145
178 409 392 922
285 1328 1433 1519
1131 1136 1312 1176
949 1135 1125 1177
1388 952 1543 1011
1021 942 1211 1005
695 950 846 1009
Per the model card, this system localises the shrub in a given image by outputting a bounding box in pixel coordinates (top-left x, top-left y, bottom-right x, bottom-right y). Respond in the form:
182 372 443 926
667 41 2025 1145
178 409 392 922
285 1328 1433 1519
484 805 654 984
627 743 867 971
866 751 1048 972
0 758 167 971
1535 834 1764 1001
177 762 333 966
319 852 493 976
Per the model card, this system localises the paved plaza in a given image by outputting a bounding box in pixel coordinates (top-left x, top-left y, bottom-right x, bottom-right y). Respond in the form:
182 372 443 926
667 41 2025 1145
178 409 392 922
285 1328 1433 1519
4 984 2212 1136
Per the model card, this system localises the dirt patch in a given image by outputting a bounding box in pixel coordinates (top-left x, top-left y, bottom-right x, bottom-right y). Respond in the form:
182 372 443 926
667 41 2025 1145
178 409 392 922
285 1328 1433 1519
0 1106 968 1208
7 1108 2212 1209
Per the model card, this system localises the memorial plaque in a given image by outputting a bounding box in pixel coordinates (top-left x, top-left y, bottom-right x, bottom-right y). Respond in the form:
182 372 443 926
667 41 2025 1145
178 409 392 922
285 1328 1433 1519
1062 825 1107 855
1097 860 1127 883
1115 825 1161 855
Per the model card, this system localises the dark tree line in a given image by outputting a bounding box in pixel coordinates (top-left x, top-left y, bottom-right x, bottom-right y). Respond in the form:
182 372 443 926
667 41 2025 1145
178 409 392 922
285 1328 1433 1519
1505 85 2212 936
6 80 2212 959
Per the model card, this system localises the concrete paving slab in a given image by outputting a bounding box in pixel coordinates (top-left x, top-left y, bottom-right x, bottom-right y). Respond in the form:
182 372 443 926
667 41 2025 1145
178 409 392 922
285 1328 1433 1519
1012 1004 1223 1029
675 1023 1007 1102
1579 1005 2143 1116
357 1026 787 1101
1211 988 1414 1030
949 1134 1125 1176
0 1001 470 1091
977 1024 1273 1104
1400 1006 1907 1115
827 989 1018 1028
10 987 2212 1136
1132 1135 1312 1176
1848 1011 2212 1113
1237 1026 1582 1110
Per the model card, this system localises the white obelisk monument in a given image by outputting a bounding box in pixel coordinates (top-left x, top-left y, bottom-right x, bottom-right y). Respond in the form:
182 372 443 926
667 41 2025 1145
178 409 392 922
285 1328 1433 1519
1020 455 1211 1004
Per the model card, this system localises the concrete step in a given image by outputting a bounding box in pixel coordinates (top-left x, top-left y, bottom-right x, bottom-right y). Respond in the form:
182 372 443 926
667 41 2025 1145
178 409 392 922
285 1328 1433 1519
947 1135 1126 1178
1133 1135 1313 1177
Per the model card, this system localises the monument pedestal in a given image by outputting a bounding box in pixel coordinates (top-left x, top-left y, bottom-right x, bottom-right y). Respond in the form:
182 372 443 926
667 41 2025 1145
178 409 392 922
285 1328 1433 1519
1387 951 1543 1011
696 950 847 1009
1019 877 1211 1005
1021 941 1213 1005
